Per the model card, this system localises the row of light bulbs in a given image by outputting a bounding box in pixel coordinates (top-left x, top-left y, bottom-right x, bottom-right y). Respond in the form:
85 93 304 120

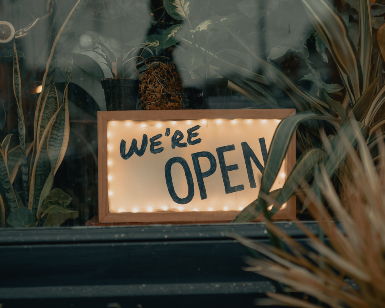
113 203 287 213
108 119 281 129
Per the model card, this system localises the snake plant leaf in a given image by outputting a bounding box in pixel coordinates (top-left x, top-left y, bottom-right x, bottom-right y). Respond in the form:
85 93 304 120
13 43 29 206
247 112 340 221
161 24 185 50
48 84 70 175
37 85 59 146
0 99 6 130
364 82 385 125
36 169 54 218
359 0 372 91
350 77 378 121
302 120 364 212
0 194 5 227
0 149 18 213
314 32 328 63
28 106 62 212
301 0 362 104
8 143 33 184
1 134 12 160
6 206 35 228
163 0 193 21
232 189 282 223
233 148 325 222
34 0 88 154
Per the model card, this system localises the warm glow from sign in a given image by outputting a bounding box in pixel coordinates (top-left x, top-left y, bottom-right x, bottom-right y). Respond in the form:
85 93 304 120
106 118 287 216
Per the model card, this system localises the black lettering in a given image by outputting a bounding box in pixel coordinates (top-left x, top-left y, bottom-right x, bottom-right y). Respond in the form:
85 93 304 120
120 135 148 160
191 151 217 200
171 130 187 149
216 145 244 194
187 125 202 145
165 157 194 204
241 142 264 188
150 134 164 154
259 138 268 164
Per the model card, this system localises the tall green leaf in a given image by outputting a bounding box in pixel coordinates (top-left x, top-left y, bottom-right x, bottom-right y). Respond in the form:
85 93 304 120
234 112 340 222
233 148 325 222
13 43 29 206
8 143 33 184
0 150 18 214
301 0 362 104
359 0 372 91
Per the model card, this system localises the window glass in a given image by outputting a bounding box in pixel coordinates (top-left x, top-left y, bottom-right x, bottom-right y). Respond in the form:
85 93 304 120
1 0 378 227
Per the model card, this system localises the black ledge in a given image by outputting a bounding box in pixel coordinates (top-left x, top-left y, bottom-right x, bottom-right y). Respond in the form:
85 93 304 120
0 222 320 308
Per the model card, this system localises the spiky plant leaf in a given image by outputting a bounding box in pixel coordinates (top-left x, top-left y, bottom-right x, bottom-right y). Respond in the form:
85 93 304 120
0 149 18 214
8 143 33 184
13 43 29 206
359 0 372 91
301 0 362 104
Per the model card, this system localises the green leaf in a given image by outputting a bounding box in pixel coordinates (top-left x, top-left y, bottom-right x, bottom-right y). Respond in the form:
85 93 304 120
0 150 18 213
43 210 78 227
0 99 6 130
56 82 100 118
322 83 344 94
181 48 203 72
7 143 33 184
42 188 71 211
233 148 325 222
161 24 185 49
359 0 372 91
163 0 193 21
246 112 340 221
1 134 12 155
350 77 378 121
6 206 35 228
301 0 362 104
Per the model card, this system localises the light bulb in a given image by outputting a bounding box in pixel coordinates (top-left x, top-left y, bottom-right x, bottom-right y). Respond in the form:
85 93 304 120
125 121 131 127
201 120 207 125
147 206 153 212
171 121 176 125
108 160 113 166
282 203 287 209
193 208 198 212
36 85 42 94
224 206 229 211
161 206 168 211
108 175 113 181
208 207 213 211
108 191 113 196
268 205 273 210
132 208 139 213
280 172 285 178
276 120 281 123
141 123 147 128
238 206 243 211
178 206 184 211
231 120 237 124
187 120 191 125
111 121 117 126
156 123 162 128
107 132 112 138
262 120 267 124
247 119 252 124
216 119 222 124
118 208 124 213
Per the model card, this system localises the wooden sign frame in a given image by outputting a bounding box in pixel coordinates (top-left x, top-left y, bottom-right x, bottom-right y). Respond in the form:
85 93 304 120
98 109 296 223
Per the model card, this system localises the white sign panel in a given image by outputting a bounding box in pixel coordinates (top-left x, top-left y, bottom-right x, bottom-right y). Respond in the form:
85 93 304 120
98 110 296 223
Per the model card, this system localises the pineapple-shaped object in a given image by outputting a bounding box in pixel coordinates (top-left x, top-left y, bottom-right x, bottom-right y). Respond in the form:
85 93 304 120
140 62 184 110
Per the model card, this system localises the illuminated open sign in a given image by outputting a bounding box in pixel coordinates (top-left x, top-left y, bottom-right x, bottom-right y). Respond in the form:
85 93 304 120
98 110 296 223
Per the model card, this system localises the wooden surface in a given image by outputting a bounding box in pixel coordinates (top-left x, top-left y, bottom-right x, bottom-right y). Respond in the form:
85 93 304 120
98 109 296 223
